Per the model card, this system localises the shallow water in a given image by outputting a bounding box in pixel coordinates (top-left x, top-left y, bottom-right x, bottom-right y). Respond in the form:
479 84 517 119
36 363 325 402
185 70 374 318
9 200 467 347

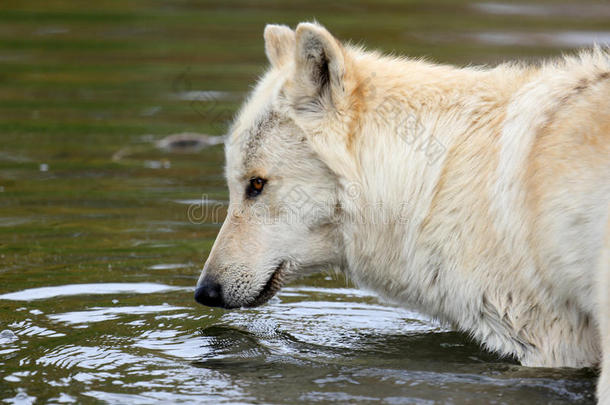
0 0 607 403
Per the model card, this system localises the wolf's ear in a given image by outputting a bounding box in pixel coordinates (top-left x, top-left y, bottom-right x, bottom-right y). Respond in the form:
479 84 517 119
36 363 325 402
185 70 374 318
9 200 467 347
264 24 295 68
293 22 345 106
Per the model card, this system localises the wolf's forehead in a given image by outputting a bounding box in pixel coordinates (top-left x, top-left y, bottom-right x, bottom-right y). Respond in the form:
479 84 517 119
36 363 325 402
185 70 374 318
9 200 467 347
241 110 279 153
226 108 282 175
238 110 280 165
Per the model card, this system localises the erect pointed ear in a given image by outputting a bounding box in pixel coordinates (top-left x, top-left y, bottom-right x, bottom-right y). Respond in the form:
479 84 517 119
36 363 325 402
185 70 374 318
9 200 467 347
264 24 295 68
294 22 345 105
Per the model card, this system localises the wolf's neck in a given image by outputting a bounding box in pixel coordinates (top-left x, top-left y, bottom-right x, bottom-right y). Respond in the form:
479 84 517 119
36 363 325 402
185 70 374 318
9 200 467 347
343 56 535 220
334 56 542 357
336 59 523 290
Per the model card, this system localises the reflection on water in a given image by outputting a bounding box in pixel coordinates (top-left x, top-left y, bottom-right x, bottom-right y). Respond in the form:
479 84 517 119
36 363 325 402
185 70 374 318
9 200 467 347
470 31 610 47
0 0 605 403
473 2 610 18
0 283 188 301
0 283 597 403
48 304 188 325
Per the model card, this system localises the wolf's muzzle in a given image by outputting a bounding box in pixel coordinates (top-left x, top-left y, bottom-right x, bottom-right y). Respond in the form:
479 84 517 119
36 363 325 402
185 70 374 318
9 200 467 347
194 278 224 308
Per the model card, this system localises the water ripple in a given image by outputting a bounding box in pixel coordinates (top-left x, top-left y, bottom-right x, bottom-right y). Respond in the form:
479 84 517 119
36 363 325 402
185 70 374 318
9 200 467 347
0 283 189 301
48 304 187 325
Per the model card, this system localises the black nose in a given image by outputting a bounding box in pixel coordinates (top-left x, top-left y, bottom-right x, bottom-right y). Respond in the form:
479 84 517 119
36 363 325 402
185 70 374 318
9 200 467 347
194 279 224 308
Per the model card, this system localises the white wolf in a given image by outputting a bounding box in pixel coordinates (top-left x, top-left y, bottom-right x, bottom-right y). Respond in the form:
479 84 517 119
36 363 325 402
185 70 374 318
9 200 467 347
194 23 610 402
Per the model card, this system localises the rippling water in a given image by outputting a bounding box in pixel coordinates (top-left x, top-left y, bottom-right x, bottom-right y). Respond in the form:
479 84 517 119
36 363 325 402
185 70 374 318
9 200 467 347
0 0 606 403
0 282 597 403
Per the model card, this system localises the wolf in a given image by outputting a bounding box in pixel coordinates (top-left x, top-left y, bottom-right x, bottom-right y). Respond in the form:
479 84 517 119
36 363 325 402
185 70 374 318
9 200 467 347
194 22 610 402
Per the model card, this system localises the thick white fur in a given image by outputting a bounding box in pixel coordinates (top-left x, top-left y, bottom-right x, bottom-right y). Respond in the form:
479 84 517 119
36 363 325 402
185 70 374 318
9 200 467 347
199 23 610 402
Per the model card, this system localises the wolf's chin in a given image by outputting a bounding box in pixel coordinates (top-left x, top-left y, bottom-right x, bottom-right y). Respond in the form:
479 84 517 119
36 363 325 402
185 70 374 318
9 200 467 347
245 261 286 308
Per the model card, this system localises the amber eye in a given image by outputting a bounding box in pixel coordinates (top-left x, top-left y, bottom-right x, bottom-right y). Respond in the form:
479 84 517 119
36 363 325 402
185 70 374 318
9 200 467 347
246 177 267 198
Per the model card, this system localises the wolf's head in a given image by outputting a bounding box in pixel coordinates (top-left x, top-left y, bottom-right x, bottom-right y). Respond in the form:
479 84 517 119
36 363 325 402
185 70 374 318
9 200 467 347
194 23 368 309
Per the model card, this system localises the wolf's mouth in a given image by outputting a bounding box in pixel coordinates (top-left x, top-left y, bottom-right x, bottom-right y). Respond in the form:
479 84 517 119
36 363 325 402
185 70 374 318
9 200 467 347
247 261 285 307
